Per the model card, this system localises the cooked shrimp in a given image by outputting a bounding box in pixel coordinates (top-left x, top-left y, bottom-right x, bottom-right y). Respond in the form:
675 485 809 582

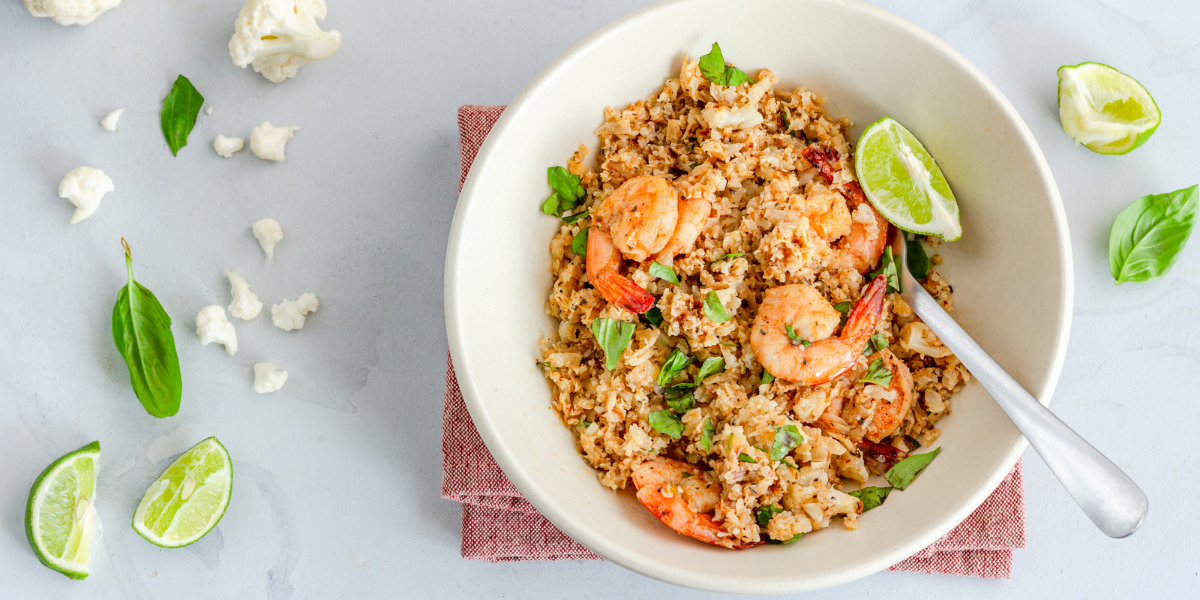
585 228 655 314
751 275 886 386
631 457 758 549
836 181 890 274
864 349 914 443
656 197 711 260
593 175 680 261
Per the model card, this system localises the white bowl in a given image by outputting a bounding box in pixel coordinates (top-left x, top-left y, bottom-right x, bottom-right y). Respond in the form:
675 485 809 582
445 0 1072 592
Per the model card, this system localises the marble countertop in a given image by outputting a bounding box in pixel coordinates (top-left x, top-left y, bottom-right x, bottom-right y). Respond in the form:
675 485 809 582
1 0 1195 597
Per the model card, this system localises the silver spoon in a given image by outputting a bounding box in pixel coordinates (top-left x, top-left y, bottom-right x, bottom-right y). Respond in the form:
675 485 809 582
889 228 1147 538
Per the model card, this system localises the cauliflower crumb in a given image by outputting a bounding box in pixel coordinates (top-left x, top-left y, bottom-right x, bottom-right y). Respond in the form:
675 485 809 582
58 166 114 224
253 362 288 393
271 292 318 331
24 0 120 26
100 108 124 132
225 270 263 320
196 305 237 355
250 122 298 161
214 135 245 158
228 0 342 83
252 218 283 260
204 106 214 115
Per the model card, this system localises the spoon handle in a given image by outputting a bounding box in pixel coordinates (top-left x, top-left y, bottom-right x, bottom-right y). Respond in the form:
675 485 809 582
899 277 1147 538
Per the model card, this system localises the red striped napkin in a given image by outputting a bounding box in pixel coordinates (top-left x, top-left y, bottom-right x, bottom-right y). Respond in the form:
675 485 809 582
442 105 1025 578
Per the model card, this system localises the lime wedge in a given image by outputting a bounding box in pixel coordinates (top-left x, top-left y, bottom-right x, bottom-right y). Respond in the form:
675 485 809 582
1057 62 1160 155
132 437 231 548
855 117 962 241
25 441 101 580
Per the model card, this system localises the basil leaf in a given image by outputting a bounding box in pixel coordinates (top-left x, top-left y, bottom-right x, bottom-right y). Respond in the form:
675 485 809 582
756 504 784 528
868 246 901 293
657 348 694 386
1109 185 1200 284
643 306 663 327
833 301 850 315
738 452 757 464
770 424 804 461
571 226 589 256
694 356 725 385
697 42 753 87
649 261 680 285
905 236 930 280
111 239 182 418
665 387 695 414
703 291 731 323
858 357 893 387
161 75 204 156
863 333 888 356
884 447 942 491
700 418 715 453
727 433 733 450
784 324 809 346
562 209 590 224
589 318 635 370
541 193 562 216
648 409 684 439
761 369 775 385
548 166 586 208
847 486 893 512
780 108 792 134
681 471 694 478
709 252 745 266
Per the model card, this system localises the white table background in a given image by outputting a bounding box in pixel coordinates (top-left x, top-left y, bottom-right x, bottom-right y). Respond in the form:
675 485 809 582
1 0 1196 597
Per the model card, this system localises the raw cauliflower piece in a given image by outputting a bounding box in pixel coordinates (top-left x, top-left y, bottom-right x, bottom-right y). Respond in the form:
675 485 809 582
100 108 123 132
252 218 283 260
59 166 114 224
250 122 298 161
228 0 342 83
225 270 263 320
214 135 245 158
25 0 121 26
271 293 318 331
196 305 238 355
253 362 288 393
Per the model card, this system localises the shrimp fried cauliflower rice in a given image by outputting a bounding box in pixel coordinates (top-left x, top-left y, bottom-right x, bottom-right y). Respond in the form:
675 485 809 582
539 52 970 549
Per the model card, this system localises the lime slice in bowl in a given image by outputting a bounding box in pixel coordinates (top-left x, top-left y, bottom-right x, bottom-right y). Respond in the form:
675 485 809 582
25 441 101 579
855 117 962 241
1057 62 1160 155
133 437 232 548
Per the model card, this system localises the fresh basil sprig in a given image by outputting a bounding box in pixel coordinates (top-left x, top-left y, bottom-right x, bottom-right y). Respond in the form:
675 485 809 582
770 425 804 461
1109 185 1199 284
698 42 753 87
905 235 930 280
703 291 731 323
700 418 715 453
589 318 634 370
863 333 888 356
847 486 893 512
649 261 679 285
161 75 204 156
648 409 684 439
868 246 901 293
885 447 941 490
657 348 694 386
541 166 587 218
111 239 183 418
858 358 893 387
571 226 589 256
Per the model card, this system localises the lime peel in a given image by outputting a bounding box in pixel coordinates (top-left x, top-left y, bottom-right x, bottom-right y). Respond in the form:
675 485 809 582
25 441 101 580
1057 62 1160 155
855 117 962 241
132 436 232 548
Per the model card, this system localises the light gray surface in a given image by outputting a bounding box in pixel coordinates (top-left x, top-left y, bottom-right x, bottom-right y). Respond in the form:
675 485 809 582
0 0 1194 598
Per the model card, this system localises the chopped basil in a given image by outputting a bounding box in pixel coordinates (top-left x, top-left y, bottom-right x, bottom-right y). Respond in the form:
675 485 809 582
537 361 552 371
781 458 798 469
160 75 204 156
863 333 888 356
709 252 745 266
589 318 635 370
649 261 680 285
694 356 725 385
1110 185 1200 284
570 226 589 256
719 341 737 347
761 369 775 385
657 348 694 386
664 386 695 414
780 108 792 134
833 301 850 327
727 433 734 450
577 419 592 429
885 447 941 491
784 324 809 346
847 486 893 512
868 246 901 293
542 166 586 219
738 452 757 464
700 418 715 453
648 409 684 439
703 291 731 323
562 209 590 224
697 42 753 87
681 471 694 478
905 235 930 280
859 357 893 387
642 306 663 327
755 504 784 528
770 424 804 461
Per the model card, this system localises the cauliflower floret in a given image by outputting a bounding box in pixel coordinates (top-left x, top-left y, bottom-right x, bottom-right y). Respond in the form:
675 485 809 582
253 362 288 393
25 0 121 26
225 270 263 320
250 122 298 161
196 305 238 355
214 135 245 158
58 166 114 224
228 0 342 83
252 218 283 260
100 108 123 132
271 292 318 331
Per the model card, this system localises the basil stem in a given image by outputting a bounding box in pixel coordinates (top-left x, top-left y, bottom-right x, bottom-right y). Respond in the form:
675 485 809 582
161 75 204 156
111 239 183 418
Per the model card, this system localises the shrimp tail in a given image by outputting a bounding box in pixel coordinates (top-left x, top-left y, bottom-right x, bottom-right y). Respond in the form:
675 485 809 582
594 270 656 314
840 275 886 348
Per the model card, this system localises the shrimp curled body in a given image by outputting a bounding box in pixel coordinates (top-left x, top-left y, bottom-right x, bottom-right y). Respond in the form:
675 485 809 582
631 457 759 549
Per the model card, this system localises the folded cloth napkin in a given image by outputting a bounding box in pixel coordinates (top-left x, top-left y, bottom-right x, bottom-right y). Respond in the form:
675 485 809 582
442 105 1026 578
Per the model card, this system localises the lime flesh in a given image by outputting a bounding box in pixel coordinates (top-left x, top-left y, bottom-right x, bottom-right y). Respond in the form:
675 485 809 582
1057 62 1160 155
25 441 100 580
132 437 231 548
855 117 962 241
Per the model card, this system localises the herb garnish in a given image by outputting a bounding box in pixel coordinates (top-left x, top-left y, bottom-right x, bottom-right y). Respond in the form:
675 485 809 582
905 235 930 280
770 425 804 461
738 453 757 464
698 42 753 87
694 356 726 385
577 419 592 429
784 324 809 346
847 486 893 512
657 348 694 386
541 166 587 218
833 301 850 327
649 261 680 285
681 472 694 478
709 252 745 266
703 291 731 323
562 209 590 225
664 386 695 414
761 369 775 385
648 410 684 439
589 318 634 370
858 358 893 387
868 246 901 293
161 75 204 156
700 418 715 453
863 333 888 356
755 505 802 544
885 447 941 490
570 226 589 256
1109 185 1199 284
643 306 663 327
112 239 183 418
